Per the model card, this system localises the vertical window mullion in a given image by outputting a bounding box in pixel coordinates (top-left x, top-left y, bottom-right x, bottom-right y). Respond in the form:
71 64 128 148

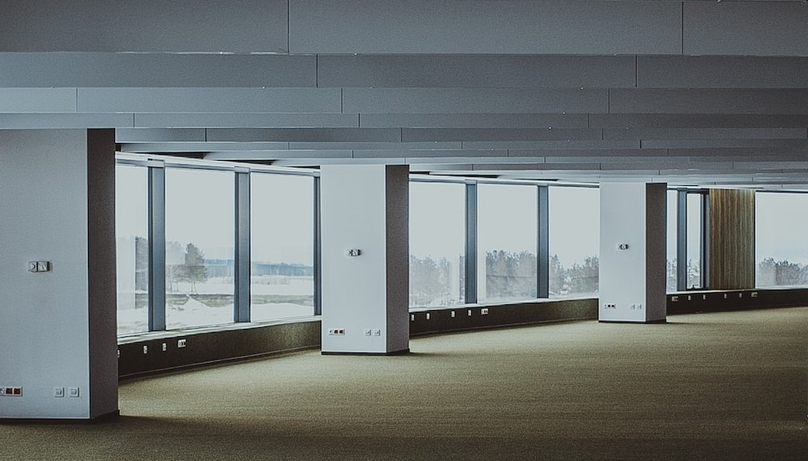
148 162 166 331
701 192 710 289
538 186 549 298
234 170 251 322
465 181 478 304
676 190 687 292
314 176 322 316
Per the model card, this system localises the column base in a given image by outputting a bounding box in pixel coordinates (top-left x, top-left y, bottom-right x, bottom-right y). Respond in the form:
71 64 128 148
322 348 410 356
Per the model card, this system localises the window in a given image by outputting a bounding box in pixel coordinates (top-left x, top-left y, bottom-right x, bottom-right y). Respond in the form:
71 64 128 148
686 193 703 289
250 174 315 321
165 168 235 330
548 187 599 298
409 182 465 308
477 184 537 303
115 164 149 335
756 192 808 287
666 190 678 292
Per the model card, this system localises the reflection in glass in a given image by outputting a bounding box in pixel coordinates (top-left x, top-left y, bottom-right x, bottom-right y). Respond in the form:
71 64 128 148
666 191 678 292
549 187 599 298
756 192 808 287
409 182 465 308
116 164 149 335
251 174 314 322
165 168 235 330
686 193 703 289
477 184 537 303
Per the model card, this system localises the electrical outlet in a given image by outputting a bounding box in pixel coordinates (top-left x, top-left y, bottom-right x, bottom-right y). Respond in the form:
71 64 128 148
481 308 489 315
68 387 79 398
54 387 65 398
364 329 372 336
178 339 187 348
373 329 381 336
1 387 23 397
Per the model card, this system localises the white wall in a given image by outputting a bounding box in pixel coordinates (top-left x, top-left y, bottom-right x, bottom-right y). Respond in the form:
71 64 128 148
599 183 666 323
320 165 409 354
0 129 117 419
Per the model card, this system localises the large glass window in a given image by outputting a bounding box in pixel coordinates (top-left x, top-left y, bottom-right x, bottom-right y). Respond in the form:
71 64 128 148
165 168 235 330
409 182 465 308
686 193 703 289
548 187 599 298
251 174 315 322
116 164 149 335
477 184 537 303
756 192 808 287
666 190 678 292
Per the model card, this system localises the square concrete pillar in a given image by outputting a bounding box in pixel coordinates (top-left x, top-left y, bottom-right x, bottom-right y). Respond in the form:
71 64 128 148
320 165 409 354
0 129 118 420
599 183 667 323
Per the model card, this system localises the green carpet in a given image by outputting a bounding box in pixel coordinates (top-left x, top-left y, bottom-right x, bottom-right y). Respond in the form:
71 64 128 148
3 307 808 460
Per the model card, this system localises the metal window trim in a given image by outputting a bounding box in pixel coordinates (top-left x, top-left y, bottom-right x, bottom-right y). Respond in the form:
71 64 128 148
234 172 251 323
465 183 478 305
148 166 166 331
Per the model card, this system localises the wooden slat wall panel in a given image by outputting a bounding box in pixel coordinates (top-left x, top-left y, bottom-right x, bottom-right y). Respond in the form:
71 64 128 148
709 189 755 289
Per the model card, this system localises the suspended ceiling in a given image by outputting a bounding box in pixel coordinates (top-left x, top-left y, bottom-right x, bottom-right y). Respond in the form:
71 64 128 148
2 1 808 187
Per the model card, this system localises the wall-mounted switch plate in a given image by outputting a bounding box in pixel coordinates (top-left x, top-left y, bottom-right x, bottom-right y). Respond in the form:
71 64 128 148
162 343 167 352
143 345 148 354
426 313 431 320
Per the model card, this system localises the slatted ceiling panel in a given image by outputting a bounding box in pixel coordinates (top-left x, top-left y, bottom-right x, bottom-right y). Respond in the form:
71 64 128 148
401 128 602 142
289 142 464 151
342 88 609 114
133 113 360 129
360 114 590 129
0 0 289 53
642 139 808 150
0 113 135 129
709 189 756 290
77 88 342 114
290 0 682 55
115 129 206 143
638 56 808 89
204 128 403 143
204 150 354 161
463 140 641 150
610 89 808 115
118 142 292 153
0 53 316 88
0 88 76 112
603 128 808 141
685 2 808 57
589 114 808 129
316 55 636 88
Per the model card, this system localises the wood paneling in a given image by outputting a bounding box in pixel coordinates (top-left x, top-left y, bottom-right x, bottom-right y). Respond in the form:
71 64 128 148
709 189 755 289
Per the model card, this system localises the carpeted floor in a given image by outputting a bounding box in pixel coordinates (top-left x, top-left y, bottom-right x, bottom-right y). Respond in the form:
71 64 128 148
2 307 808 460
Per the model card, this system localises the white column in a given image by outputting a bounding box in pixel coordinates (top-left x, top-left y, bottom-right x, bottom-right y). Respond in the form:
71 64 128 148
599 183 667 323
320 165 409 354
0 129 118 420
